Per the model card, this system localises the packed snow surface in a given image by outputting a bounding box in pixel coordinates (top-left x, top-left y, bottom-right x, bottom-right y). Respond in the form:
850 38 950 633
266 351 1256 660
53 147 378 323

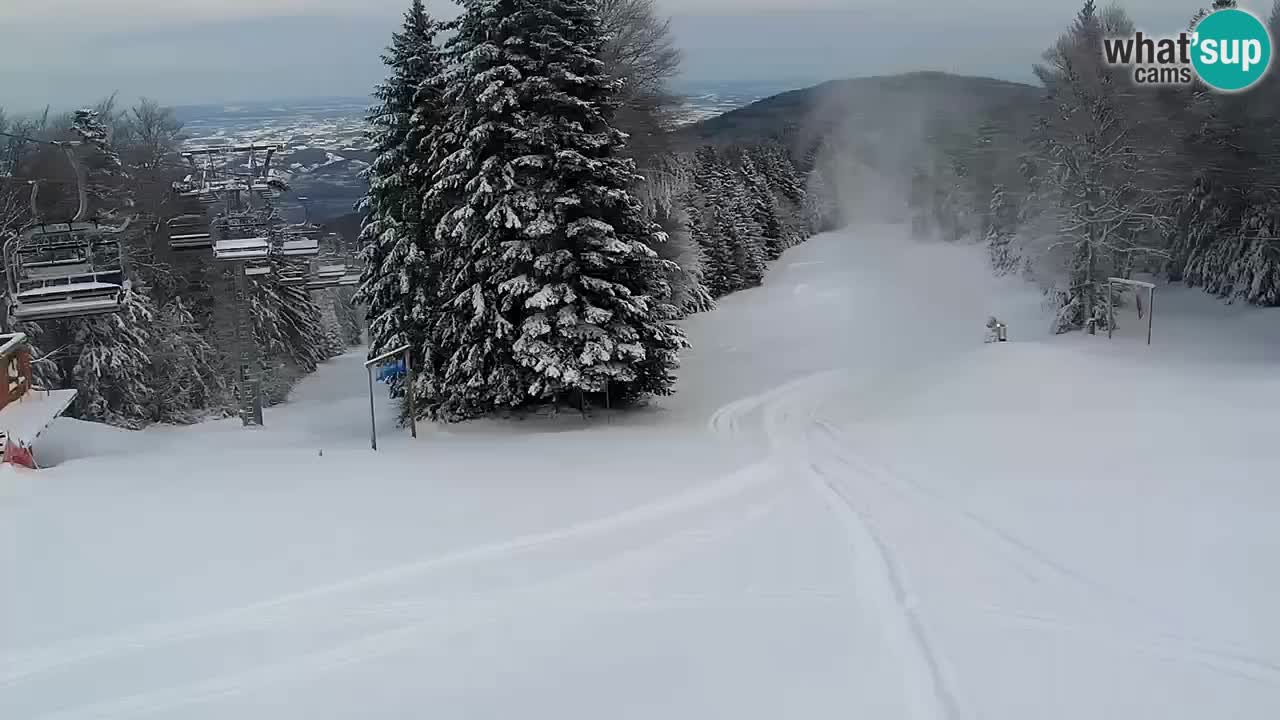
3 225 1279 719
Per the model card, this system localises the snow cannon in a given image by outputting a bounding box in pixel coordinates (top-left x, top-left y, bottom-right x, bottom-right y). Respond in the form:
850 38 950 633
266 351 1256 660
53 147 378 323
984 317 1008 344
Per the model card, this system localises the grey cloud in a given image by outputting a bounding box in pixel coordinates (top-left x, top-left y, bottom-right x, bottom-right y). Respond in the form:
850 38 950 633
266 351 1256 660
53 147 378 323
0 1 1266 110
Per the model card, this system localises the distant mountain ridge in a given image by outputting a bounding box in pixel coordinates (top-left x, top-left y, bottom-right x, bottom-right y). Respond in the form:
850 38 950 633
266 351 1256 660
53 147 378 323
676 71 1041 153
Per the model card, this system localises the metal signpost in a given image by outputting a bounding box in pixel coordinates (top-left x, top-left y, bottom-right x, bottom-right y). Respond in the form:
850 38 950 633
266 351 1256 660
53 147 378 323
364 344 416 451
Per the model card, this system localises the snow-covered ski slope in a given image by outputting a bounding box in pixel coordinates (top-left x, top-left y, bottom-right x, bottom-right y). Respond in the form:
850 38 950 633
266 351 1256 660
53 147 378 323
4 224 1280 719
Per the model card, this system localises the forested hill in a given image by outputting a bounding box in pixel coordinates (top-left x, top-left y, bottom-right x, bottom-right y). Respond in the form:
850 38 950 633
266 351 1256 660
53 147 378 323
675 71 1041 150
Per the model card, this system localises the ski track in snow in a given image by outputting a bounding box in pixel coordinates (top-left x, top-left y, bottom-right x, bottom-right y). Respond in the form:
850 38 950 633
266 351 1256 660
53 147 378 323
710 369 966 720
21 482 796 720
807 395 1280 691
1 459 778 690
711 362 1280 717
811 417 1120 596
973 606 1280 688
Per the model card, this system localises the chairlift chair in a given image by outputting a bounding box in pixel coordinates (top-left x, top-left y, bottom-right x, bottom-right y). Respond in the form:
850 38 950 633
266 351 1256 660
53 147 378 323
277 237 319 256
167 213 213 250
213 237 271 263
303 268 361 291
278 270 308 287
6 140 132 322
303 263 347 291
6 221 128 322
216 212 272 239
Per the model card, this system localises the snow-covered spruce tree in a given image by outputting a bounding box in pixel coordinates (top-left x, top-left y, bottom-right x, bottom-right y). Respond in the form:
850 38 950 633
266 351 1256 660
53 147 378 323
1031 1 1170 333
693 203 734 297
148 297 229 424
804 166 838 234
679 181 731 298
1163 1 1280 305
655 199 715 314
332 287 365 346
724 169 768 288
684 146 733 296
685 145 767 293
635 154 714 315
355 0 446 404
425 0 687 419
72 283 156 429
751 143 808 247
738 150 787 260
72 108 133 221
986 183 1022 276
250 271 338 405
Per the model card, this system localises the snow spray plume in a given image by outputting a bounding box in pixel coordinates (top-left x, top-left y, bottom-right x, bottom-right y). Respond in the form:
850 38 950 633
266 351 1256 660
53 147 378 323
802 73 1005 231
793 75 1053 380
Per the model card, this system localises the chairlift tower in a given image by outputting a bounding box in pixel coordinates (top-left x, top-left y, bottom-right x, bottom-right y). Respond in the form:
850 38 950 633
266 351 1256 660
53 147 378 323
170 142 291 428
165 142 364 430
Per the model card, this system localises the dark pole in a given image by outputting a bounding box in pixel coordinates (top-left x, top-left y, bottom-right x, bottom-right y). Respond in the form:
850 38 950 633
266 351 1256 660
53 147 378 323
1147 287 1155 346
405 347 417 439
1107 279 1114 340
368 366 378 451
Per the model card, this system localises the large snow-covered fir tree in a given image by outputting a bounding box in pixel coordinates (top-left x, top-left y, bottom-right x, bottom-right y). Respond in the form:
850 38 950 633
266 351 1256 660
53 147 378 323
355 0 446 405
685 147 736 296
751 143 809 246
739 150 787 260
425 0 687 420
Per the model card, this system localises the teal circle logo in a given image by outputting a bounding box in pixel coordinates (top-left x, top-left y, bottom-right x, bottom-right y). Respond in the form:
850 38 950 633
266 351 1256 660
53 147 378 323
1192 8 1273 92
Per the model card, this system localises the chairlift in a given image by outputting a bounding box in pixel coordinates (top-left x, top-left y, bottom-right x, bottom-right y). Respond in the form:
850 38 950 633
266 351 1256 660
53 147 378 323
278 270 308 287
216 212 272 238
303 268 361 291
6 222 128 322
167 213 213 250
213 237 271 262
5 143 130 322
277 237 319 256
315 263 347 279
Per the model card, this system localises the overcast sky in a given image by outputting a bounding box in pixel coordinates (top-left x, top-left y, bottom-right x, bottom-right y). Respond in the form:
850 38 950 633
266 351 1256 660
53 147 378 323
0 0 1271 111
